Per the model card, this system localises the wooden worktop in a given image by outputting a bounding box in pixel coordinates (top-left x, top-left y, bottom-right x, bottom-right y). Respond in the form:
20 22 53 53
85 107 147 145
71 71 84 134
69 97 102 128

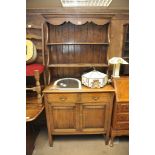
43 84 115 93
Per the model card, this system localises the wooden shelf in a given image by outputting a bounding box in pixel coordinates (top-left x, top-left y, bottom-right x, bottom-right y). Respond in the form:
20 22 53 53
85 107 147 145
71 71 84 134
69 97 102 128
46 42 109 45
26 25 42 29
26 34 42 40
48 63 108 67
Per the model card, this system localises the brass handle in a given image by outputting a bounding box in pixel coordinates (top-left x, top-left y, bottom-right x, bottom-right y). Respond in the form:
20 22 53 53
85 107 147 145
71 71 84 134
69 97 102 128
59 97 67 101
92 96 99 101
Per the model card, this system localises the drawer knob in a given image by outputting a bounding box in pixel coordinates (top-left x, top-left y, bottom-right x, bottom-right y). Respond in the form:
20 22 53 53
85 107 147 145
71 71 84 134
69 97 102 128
59 97 67 101
92 96 99 100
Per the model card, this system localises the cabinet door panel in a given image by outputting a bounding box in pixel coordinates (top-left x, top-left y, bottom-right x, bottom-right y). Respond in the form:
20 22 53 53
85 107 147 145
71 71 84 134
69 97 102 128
52 106 77 129
82 105 106 129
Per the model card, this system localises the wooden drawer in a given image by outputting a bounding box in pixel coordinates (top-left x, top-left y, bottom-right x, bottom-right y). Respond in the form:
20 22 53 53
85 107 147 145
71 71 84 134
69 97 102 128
117 103 129 113
46 93 78 103
116 113 129 122
81 93 111 103
115 122 129 130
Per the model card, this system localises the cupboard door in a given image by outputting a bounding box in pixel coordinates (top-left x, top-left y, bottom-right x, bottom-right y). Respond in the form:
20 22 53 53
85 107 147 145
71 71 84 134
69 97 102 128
81 104 107 132
50 105 78 131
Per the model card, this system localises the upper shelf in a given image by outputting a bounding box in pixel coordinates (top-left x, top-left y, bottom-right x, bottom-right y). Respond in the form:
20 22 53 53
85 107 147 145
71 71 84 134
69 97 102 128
46 42 109 45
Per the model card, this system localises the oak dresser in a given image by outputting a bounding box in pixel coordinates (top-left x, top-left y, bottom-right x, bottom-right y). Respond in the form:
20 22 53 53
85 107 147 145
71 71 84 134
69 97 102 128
43 84 115 146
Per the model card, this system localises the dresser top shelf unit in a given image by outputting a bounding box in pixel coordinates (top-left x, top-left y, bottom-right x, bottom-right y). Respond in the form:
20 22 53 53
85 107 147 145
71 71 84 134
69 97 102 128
43 18 110 84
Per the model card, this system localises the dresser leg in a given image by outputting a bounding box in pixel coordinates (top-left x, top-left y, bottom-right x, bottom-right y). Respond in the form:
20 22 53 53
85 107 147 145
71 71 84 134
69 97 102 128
109 137 114 147
105 135 109 145
48 134 53 147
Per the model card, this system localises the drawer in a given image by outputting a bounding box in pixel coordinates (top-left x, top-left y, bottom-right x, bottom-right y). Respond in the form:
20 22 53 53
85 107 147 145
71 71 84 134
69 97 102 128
115 122 129 130
116 113 129 122
46 93 78 103
117 103 129 113
81 93 112 103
